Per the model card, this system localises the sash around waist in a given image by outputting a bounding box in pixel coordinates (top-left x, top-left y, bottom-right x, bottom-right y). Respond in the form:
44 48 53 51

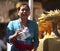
13 42 34 50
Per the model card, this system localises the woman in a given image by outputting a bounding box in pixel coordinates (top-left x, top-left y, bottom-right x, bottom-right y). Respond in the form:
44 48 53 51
6 4 39 51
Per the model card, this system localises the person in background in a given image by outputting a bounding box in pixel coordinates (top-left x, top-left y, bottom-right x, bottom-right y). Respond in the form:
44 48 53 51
0 34 6 51
6 4 39 51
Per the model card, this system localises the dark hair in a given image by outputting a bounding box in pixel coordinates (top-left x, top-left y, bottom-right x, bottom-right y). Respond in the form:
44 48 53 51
20 4 30 10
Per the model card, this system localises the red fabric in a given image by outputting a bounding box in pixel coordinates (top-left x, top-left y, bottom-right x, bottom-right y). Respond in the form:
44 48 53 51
13 42 33 50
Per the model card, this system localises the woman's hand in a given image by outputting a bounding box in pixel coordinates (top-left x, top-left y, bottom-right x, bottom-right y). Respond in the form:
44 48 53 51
31 49 35 51
26 49 35 51
31 48 37 51
9 29 22 42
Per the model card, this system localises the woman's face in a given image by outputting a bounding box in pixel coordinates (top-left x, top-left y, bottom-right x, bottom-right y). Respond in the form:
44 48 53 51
18 5 30 19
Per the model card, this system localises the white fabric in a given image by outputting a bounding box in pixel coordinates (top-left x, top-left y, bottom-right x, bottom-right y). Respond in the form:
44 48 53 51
7 43 12 51
17 27 31 41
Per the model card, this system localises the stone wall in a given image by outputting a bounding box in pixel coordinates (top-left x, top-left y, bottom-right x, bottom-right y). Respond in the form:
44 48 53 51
0 0 15 23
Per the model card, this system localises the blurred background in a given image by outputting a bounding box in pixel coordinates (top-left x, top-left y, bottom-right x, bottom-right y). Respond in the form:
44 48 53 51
0 0 60 51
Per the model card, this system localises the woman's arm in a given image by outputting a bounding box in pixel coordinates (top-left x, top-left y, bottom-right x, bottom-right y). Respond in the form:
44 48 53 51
33 22 39 50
